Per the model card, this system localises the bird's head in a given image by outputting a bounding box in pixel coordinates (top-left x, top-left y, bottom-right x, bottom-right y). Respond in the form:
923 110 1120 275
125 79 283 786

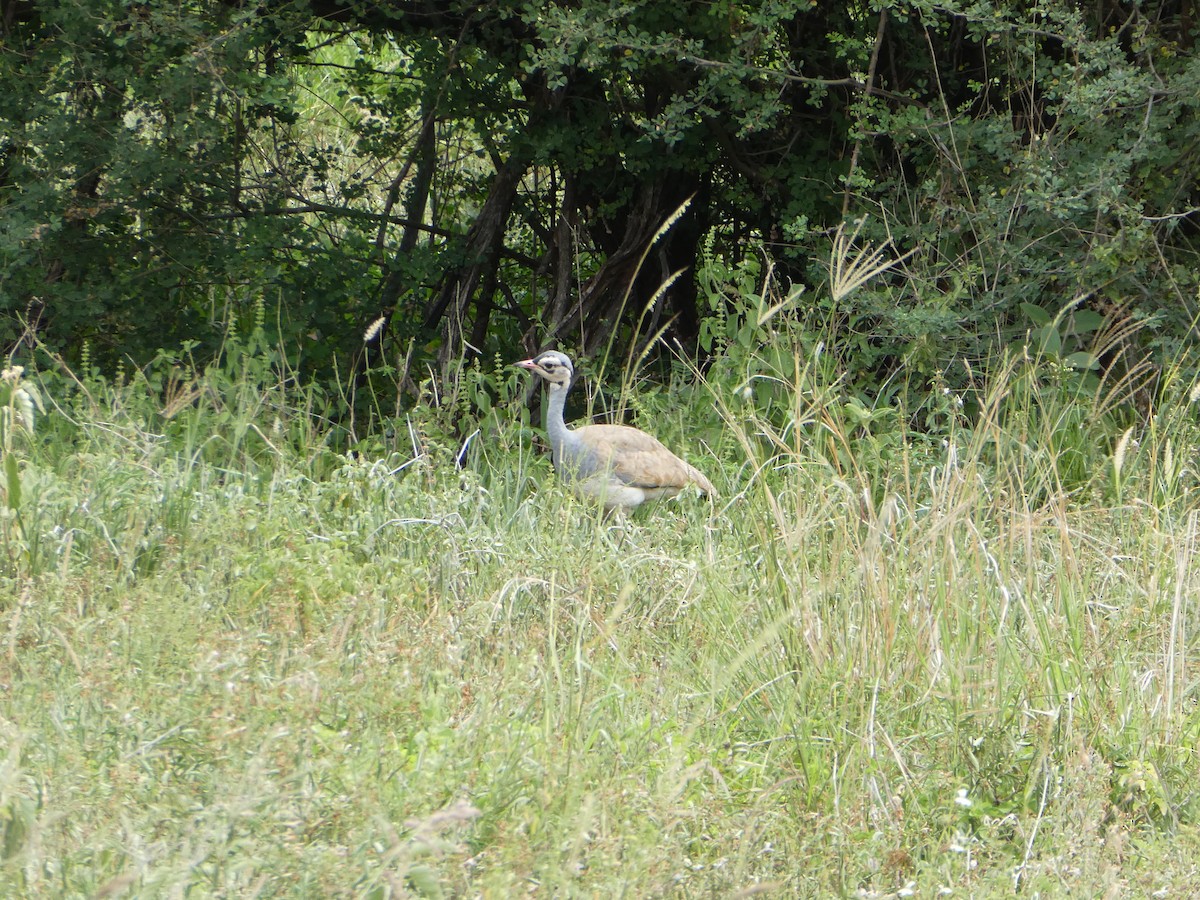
515 351 574 390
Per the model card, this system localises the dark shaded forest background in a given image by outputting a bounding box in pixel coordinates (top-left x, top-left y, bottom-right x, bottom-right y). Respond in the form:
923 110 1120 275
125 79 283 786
3 0 1199 408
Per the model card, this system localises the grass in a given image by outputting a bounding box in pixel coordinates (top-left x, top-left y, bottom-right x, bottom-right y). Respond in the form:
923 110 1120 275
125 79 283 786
1 340 1199 898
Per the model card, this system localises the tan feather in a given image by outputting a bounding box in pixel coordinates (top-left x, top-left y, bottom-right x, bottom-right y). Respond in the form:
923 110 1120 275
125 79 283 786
575 424 716 495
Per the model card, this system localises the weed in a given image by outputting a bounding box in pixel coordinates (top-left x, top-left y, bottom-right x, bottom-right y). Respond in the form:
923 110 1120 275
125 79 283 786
2 306 1199 895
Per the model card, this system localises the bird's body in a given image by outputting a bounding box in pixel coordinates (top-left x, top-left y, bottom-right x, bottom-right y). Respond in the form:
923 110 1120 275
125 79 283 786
516 351 715 512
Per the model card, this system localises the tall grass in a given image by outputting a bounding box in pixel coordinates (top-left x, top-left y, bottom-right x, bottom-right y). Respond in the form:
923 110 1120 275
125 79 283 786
0 319 1198 896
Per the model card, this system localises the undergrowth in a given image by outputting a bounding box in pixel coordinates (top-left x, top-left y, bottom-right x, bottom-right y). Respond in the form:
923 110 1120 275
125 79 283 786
0 312 1199 897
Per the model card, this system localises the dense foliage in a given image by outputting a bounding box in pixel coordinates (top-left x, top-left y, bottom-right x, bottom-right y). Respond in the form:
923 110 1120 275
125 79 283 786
3 324 1200 895
2 0 1198 395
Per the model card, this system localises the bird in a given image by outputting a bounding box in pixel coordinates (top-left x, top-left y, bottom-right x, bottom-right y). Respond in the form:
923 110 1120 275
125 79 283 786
515 350 716 513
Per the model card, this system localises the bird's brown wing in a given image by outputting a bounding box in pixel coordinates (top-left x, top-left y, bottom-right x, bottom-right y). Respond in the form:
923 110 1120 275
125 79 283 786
575 424 715 495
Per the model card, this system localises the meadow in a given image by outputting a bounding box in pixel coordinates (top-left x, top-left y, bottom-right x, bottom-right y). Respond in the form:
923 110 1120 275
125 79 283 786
1 332 1199 898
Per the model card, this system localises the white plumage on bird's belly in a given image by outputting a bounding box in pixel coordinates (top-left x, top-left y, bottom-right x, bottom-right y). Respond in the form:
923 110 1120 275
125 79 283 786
515 351 716 513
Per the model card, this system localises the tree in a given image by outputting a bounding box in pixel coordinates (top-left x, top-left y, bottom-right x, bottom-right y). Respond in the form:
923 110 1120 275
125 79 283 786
3 0 1198 392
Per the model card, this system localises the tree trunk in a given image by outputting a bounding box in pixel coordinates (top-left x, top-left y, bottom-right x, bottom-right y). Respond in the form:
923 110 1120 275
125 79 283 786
423 152 529 370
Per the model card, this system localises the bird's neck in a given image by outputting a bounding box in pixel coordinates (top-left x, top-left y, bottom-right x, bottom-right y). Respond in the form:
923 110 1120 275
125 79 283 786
544 383 573 456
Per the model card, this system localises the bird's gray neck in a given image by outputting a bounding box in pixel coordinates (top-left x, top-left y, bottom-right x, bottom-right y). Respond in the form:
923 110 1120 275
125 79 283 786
543 383 575 466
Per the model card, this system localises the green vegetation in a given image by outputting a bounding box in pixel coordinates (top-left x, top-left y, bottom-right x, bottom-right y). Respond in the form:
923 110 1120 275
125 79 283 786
4 0 1199 391
1 299 1198 894
4 1 1200 894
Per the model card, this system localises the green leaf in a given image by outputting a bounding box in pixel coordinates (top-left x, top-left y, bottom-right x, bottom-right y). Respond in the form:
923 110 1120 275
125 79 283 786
1020 303 1051 326
1071 310 1104 334
1064 351 1100 370
843 398 875 426
406 864 445 898
4 453 20 511
1033 325 1061 356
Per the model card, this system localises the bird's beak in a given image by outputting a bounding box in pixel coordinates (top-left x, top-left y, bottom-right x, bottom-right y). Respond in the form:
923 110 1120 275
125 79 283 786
514 359 538 371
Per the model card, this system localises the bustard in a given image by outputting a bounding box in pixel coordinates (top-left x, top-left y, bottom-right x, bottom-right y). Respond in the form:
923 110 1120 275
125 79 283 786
515 351 716 513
